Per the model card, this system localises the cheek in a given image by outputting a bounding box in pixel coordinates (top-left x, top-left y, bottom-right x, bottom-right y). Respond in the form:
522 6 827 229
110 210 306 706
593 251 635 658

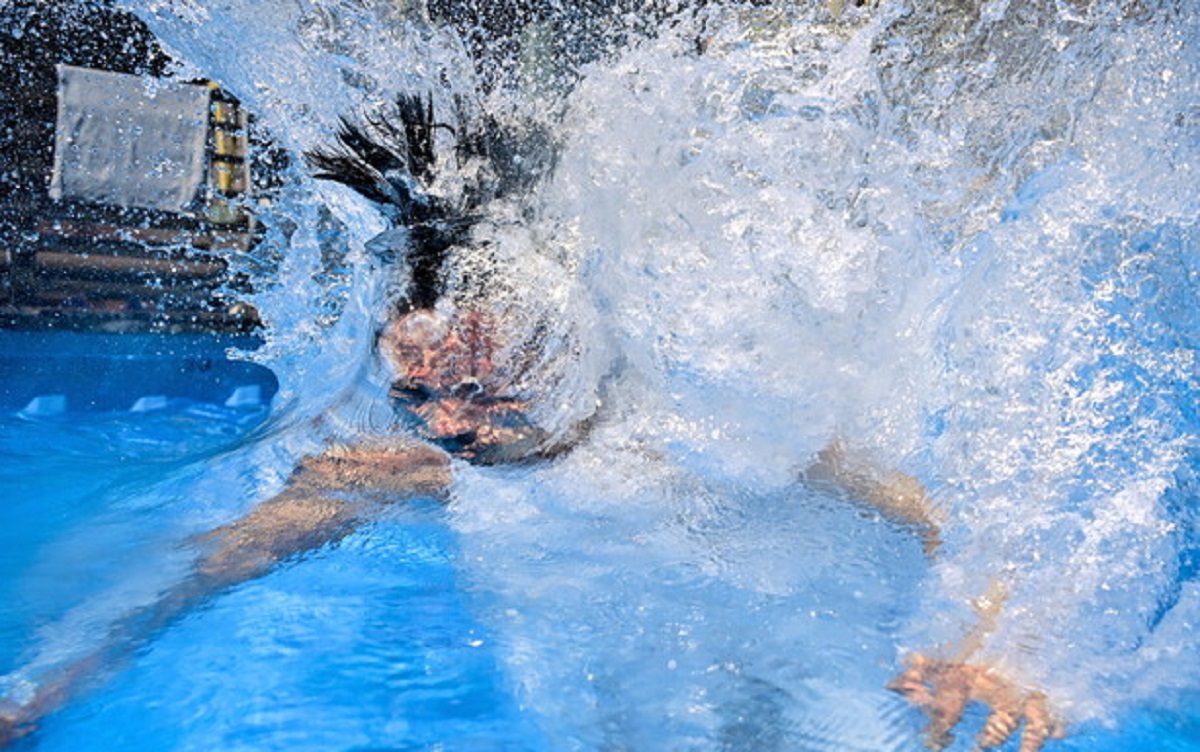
411 400 477 436
385 347 427 379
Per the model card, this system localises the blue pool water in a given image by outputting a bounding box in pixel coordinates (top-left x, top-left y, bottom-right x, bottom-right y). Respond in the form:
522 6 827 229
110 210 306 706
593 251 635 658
4 0 1200 750
1 435 540 751
2 390 1198 751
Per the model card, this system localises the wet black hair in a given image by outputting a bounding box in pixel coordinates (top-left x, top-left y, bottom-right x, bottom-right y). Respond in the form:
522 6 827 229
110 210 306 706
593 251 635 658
306 93 555 313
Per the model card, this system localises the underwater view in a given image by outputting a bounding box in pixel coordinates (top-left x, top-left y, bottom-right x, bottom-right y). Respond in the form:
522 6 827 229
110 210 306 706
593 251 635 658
1 0 1199 749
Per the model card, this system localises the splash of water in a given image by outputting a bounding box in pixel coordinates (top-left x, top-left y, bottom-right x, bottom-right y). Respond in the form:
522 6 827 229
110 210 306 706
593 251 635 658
45 0 1200 745
483 0 1200 732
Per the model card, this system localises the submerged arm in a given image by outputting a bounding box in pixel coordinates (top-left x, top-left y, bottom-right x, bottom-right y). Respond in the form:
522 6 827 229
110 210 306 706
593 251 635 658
195 443 451 584
888 580 1063 751
0 442 451 745
804 441 1062 750
805 439 944 554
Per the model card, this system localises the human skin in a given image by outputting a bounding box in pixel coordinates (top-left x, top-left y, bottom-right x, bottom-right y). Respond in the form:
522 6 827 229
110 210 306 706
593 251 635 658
0 441 452 746
810 443 1061 751
886 579 1063 752
0 311 1061 751
0 310 525 744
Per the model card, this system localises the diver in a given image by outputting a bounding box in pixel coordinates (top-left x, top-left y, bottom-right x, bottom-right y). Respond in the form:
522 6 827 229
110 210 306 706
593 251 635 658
0 91 568 747
0 94 1061 752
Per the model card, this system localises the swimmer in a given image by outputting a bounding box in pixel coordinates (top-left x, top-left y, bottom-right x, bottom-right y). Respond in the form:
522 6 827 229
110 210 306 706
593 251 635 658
0 93 573 747
0 95 1061 752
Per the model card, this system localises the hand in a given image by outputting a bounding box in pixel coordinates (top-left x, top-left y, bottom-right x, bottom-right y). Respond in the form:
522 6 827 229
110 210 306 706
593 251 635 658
888 654 1062 751
0 700 35 747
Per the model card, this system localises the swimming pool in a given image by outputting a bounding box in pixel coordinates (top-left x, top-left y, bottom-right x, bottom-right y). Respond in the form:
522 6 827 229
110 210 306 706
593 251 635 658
2 357 1197 751
0 407 539 751
4 0 1200 750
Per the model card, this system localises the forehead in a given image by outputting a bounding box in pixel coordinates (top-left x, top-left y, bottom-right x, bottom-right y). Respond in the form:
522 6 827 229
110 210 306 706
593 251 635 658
389 310 451 344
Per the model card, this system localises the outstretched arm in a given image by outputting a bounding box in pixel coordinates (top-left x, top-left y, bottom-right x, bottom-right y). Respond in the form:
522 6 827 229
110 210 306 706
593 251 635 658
194 442 451 585
888 581 1063 752
0 442 451 745
804 439 944 554
804 441 1062 752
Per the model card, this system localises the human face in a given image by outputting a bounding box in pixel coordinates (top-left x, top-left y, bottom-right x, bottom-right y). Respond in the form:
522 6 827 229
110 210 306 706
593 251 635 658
379 309 541 463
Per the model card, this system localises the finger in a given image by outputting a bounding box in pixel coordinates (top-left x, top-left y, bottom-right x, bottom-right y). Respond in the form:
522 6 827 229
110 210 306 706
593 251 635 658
889 676 935 706
887 665 935 706
1018 693 1058 752
923 676 970 751
976 702 1021 750
0 707 35 747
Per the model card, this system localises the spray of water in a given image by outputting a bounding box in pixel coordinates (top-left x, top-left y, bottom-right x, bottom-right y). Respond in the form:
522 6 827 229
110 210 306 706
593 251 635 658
461 0 1200 734
13 0 1198 746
